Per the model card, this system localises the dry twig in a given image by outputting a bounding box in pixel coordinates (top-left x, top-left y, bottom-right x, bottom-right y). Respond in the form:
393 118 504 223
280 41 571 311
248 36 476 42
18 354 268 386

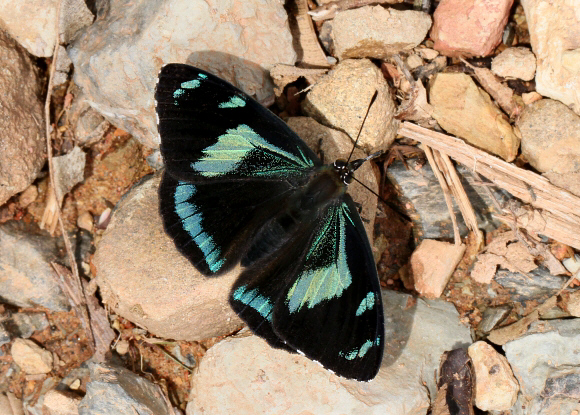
399 122 580 250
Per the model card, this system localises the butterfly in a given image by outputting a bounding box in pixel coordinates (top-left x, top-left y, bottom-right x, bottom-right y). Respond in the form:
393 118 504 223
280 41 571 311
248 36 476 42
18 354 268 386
155 63 384 381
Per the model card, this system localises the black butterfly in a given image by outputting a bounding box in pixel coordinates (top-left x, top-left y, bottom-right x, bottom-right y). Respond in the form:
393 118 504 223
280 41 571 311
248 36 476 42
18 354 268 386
155 63 384 381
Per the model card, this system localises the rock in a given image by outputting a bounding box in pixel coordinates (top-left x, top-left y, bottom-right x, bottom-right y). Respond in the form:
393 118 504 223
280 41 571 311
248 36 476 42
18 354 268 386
18 185 38 208
0 221 69 311
23 377 62 415
406 54 424 70
186 290 471 415
43 390 81 415
415 47 439 61
521 91 542 105
331 6 432 60
504 319 580 415
302 59 397 153
522 0 580 114
94 174 243 341
411 239 465 298
76 211 93 232
78 363 175 415
4 312 49 339
0 325 10 347
0 0 93 57
517 99 580 196
68 97 111 147
491 47 536 81
495 266 572 302
564 291 580 317
431 0 513 57
468 341 518 411
52 147 86 202
286 117 378 241
68 0 296 149
429 72 520 161
563 255 580 275
11 339 53 375
386 160 509 240
0 30 45 206
477 306 510 334
0 392 24 415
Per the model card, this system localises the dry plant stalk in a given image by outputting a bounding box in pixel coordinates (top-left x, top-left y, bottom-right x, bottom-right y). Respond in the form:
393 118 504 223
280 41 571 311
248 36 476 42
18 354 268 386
399 122 580 250
289 0 331 68
308 0 403 21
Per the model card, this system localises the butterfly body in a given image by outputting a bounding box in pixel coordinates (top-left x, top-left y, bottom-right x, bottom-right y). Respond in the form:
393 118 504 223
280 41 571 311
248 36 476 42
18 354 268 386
156 63 384 381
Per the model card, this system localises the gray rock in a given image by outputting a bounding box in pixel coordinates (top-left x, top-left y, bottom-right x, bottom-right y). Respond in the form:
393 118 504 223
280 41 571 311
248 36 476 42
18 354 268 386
495 266 573 302
186 290 471 415
477 306 510 334
0 221 69 311
331 6 432 60
504 319 580 415
0 30 45 206
78 363 175 415
3 312 49 339
68 0 296 149
387 160 509 241
0 324 10 346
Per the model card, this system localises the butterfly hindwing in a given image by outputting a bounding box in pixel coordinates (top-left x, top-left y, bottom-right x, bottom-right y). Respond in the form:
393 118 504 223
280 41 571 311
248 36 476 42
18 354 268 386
230 197 384 381
159 172 301 275
155 64 321 183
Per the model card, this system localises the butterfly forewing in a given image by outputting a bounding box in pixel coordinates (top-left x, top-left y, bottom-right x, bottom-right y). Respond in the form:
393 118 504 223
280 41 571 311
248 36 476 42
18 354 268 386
155 64 321 183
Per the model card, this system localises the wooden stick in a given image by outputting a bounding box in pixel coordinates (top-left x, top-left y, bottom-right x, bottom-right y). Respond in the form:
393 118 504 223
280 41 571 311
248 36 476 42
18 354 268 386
399 122 580 249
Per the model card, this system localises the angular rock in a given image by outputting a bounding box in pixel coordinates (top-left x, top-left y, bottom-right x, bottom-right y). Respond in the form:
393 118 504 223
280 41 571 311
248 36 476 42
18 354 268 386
504 319 580 415
411 239 465 299
43 390 82 415
517 100 580 193
0 392 24 415
0 221 69 311
11 338 53 375
0 30 45 205
0 0 93 57
429 72 520 161
477 306 510 334
78 363 175 415
332 6 432 60
495 266 572 302
431 0 513 57
186 290 471 415
4 312 49 339
522 0 580 114
491 47 536 81
69 0 296 148
302 59 397 153
468 341 518 411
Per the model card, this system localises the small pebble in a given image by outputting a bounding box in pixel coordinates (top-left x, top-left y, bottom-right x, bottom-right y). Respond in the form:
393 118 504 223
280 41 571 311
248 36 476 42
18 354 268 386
415 47 439 60
69 378 81 390
18 185 38 208
77 211 94 232
522 91 542 105
406 54 424 70
10 338 53 375
115 339 130 355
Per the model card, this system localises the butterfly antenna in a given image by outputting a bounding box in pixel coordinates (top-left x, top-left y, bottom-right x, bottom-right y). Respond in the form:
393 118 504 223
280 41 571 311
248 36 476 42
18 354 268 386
352 176 412 223
346 91 378 163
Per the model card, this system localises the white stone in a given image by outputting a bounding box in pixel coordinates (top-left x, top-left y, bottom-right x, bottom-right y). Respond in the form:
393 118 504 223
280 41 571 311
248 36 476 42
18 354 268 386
11 339 53 375
522 0 580 114
491 47 536 81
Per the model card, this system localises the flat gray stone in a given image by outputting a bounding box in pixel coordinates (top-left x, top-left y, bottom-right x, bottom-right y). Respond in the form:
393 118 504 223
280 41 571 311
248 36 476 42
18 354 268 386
504 319 580 415
0 222 69 311
186 290 471 415
78 363 175 415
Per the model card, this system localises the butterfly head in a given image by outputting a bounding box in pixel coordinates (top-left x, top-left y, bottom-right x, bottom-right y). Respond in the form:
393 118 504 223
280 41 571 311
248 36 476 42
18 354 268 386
333 151 381 185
